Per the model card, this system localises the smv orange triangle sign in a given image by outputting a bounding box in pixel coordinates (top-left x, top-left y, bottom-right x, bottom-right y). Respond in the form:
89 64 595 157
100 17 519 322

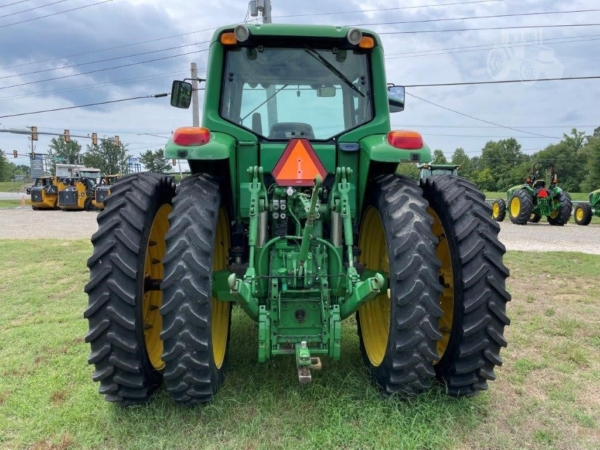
272 138 328 187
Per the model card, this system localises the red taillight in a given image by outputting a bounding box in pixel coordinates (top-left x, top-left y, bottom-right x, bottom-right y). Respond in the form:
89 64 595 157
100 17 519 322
538 189 548 198
172 127 210 146
387 130 424 150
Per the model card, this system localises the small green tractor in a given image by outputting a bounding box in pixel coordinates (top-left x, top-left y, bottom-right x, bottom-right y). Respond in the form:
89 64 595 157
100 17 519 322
492 162 572 225
573 189 600 225
85 24 510 405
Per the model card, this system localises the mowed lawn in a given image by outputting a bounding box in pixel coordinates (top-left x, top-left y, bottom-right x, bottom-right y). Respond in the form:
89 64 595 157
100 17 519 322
0 241 599 449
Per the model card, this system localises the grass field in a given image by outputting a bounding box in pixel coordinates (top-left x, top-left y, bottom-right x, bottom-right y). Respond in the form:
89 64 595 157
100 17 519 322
0 199 30 208
1 241 599 449
0 182 27 192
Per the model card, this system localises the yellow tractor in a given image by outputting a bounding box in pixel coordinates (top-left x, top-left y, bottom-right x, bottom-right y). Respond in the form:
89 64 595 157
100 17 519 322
27 176 62 210
91 174 121 210
58 176 97 211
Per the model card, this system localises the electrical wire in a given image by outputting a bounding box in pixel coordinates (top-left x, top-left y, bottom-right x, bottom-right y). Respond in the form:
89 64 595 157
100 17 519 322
0 0 113 28
0 41 209 80
352 8 600 28
379 23 600 35
0 49 208 90
0 92 169 119
0 0 29 9
0 0 66 19
404 76 600 87
405 92 561 139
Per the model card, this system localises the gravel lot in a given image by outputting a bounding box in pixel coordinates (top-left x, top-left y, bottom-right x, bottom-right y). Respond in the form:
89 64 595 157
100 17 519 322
1 207 599 254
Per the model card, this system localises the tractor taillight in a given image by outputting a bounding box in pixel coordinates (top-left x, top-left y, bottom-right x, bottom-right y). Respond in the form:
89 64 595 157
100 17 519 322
387 130 423 150
172 127 210 146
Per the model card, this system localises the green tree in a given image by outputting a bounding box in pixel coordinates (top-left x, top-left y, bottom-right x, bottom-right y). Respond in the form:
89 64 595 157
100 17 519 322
83 139 131 175
581 136 600 192
432 149 447 164
0 150 15 181
451 147 473 179
478 138 530 190
48 137 82 164
396 163 419 180
472 167 496 191
139 149 172 173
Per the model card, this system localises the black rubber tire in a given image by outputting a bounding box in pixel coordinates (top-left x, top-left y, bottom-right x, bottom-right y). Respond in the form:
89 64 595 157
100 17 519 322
547 191 572 226
357 174 443 397
421 176 511 396
574 203 592 226
491 199 506 222
508 189 533 225
160 174 232 404
529 214 541 223
84 173 176 405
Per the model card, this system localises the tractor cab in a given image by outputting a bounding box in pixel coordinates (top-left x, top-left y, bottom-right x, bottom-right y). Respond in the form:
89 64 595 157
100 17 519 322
417 163 459 179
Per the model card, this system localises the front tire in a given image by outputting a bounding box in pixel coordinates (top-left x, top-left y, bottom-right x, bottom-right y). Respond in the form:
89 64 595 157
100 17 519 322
421 176 511 396
357 174 443 397
84 173 176 404
547 191 572 226
508 189 533 225
491 199 506 222
160 174 232 404
574 203 592 226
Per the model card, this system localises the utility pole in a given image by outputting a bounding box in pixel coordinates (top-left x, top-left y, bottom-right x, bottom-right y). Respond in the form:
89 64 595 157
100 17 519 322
191 62 200 127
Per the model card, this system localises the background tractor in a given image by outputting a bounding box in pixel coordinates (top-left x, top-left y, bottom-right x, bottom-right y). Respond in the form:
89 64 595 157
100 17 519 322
573 189 600 225
85 24 510 406
58 169 100 211
91 174 121 210
418 163 459 179
27 176 62 210
491 162 572 225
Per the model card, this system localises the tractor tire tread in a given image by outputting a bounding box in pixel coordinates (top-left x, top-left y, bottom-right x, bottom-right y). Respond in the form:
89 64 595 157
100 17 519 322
574 202 592 226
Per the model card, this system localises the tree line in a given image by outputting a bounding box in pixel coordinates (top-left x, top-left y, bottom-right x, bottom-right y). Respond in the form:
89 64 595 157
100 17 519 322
399 126 600 193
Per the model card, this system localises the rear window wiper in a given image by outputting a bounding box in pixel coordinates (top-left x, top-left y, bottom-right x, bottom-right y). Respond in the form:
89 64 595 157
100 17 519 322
303 45 365 98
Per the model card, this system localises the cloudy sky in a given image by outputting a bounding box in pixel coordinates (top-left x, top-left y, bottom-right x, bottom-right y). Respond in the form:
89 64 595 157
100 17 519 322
1 0 599 171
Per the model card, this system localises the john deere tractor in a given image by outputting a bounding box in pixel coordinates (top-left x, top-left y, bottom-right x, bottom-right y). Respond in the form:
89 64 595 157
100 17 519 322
492 162 572 225
573 189 600 225
91 174 121 210
58 169 100 211
28 176 62 210
418 163 459 179
84 24 510 405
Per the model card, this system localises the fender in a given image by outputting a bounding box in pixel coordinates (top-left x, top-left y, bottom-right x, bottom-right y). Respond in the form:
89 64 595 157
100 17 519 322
164 131 236 160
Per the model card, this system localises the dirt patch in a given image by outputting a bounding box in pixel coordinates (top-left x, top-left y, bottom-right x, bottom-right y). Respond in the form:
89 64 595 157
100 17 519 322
30 434 74 450
50 390 67 407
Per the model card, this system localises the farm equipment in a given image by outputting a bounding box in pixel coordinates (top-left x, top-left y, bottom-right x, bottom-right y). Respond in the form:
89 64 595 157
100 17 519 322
85 24 510 405
58 172 99 211
91 174 121 210
573 189 600 225
491 162 572 225
418 163 459 179
28 176 62 210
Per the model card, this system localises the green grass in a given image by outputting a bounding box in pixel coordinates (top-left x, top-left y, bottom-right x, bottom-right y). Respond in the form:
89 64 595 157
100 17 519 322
0 181 26 192
1 242 599 449
0 199 30 208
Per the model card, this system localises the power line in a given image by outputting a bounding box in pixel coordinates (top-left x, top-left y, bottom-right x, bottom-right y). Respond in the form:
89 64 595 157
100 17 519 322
0 1 29 9
0 0 113 28
0 0 66 19
0 92 170 119
353 8 600 28
379 23 600 35
0 41 209 81
405 92 561 139
394 125 597 129
405 75 600 87
0 49 208 90
0 70 189 101
274 0 504 18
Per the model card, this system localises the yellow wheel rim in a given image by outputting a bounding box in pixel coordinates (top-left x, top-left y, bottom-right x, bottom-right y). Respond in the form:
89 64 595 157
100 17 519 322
212 207 231 369
576 208 583 221
143 203 172 371
510 196 521 217
428 208 454 361
492 202 500 218
550 209 559 219
358 207 390 367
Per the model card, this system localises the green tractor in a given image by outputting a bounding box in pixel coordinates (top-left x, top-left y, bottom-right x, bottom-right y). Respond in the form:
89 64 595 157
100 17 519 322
84 24 510 405
418 163 459 179
573 189 600 225
492 162 572 225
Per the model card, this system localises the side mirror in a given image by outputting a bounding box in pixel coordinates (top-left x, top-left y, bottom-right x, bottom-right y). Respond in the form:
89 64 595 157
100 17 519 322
317 86 336 97
388 85 405 113
170 80 193 109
